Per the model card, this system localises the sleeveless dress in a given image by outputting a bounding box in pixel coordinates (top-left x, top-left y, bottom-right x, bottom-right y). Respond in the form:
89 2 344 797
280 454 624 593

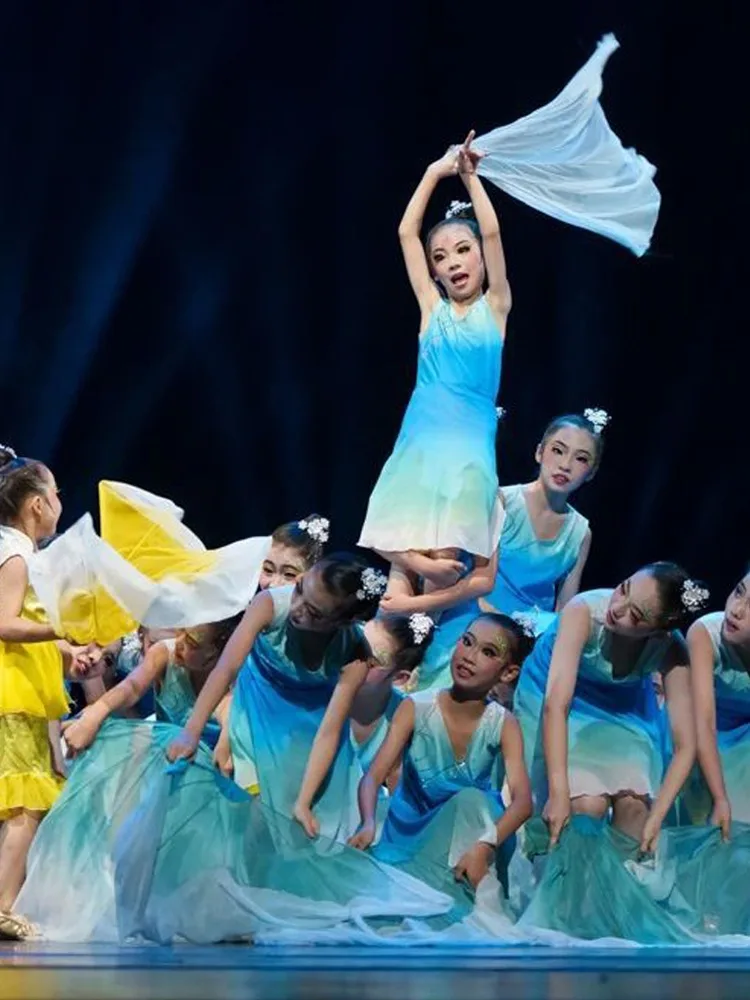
487 484 589 635
358 296 505 557
515 590 671 811
682 612 750 823
227 586 367 842
0 526 68 819
153 638 221 748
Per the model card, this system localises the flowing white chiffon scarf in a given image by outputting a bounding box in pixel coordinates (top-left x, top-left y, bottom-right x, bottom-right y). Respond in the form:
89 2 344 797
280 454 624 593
473 34 659 256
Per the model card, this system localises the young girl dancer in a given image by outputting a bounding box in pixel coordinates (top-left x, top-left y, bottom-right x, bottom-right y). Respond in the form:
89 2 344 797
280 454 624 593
349 613 533 915
358 132 509 581
214 513 329 785
0 447 97 938
60 619 240 756
685 569 750 835
517 563 705 855
166 554 388 842
292 611 435 838
484 411 604 629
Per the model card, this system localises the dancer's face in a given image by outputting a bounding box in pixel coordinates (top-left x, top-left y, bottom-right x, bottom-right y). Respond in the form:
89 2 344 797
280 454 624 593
175 625 216 672
289 567 344 633
450 618 517 695
723 574 750 646
428 223 485 302
259 543 308 591
605 572 662 637
536 426 596 496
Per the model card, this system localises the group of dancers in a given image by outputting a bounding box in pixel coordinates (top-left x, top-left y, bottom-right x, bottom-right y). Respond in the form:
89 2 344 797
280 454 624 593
2 37 748 947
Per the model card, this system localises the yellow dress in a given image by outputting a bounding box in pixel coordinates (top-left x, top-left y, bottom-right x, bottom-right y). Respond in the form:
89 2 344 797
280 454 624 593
0 527 68 820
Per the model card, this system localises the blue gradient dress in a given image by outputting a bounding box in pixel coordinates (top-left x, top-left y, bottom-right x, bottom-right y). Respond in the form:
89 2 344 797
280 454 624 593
226 586 366 842
515 590 672 812
682 612 750 823
358 296 504 558
374 693 514 915
487 484 589 634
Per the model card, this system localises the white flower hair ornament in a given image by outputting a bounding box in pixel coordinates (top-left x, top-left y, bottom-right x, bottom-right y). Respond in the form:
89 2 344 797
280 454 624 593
511 609 538 638
356 567 388 602
496 406 506 421
583 408 611 435
409 613 434 645
445 200 472 220
298 516 330 544
681 580 710 613
121 632 143 660
0 444 17 460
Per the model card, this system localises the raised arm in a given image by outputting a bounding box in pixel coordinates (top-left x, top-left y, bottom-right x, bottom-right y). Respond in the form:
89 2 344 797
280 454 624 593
398 151 461 323
555 531 593 611
460 132 511 322
166 592 274 762
348 698 416 850
0 556 58 643
542 599 591 845
642 647 697 852
687 621 730 838
62 642 170 754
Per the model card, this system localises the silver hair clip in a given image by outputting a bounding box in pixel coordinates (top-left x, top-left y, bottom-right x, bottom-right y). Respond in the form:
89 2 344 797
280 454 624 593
583 408 610 434
298 516 330 544
356 567 388 601
681 580 710 613
511 609 538 638
0 444 18 460
445 200 472 220
409 612 434 645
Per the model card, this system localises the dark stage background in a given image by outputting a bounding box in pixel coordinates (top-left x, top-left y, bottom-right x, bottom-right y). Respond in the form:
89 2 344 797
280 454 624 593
0 1 745 602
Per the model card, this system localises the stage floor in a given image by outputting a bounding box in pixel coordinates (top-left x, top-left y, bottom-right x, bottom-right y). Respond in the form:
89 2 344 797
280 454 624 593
2 943 750 1000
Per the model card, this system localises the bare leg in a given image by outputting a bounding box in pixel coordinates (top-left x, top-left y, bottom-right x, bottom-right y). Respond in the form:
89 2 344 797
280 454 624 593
0 809 43 911
571 794 610 821
611 794 649 841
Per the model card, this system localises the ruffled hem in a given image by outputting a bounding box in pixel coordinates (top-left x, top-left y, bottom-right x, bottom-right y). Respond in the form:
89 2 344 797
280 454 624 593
0 771 64 820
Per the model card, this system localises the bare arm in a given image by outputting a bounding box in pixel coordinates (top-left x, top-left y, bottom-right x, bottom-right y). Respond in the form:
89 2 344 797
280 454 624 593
398 159 454 321
86 643 170 723
61 642 171 754
651 656 697 827
493 713 533 844
351 698 416 844
687 622 727 808
384 564 418 600
295 660 369 824
0 556 58 643
542 600 591 833
555 531 592 611
184 593 273 744
461 168 511 321
406 552 498 615
213 692 233 729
